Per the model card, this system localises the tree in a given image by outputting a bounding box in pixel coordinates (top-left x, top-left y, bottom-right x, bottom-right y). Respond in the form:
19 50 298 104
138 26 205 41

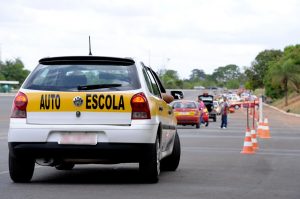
226 79 240 89
245 50 283 89
211 64 242 88
285 45 300 94
0 61 6 80
189 69 206 81
267 45 300 105
182 80 193 89
159 69 182 89
0 58 30 85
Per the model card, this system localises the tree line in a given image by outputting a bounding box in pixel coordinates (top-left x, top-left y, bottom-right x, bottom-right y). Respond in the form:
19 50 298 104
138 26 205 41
159 44 300 105
0 58 30 87
1 45 299 105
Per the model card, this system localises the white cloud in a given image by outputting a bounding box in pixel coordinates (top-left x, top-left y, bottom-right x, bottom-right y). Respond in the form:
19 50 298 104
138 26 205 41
1 0 300 78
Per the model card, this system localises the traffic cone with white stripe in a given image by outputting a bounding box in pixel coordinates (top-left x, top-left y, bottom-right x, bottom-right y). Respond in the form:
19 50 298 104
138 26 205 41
250 128 259 150
259 117 271 139
241 128 255 154
256 118 264 138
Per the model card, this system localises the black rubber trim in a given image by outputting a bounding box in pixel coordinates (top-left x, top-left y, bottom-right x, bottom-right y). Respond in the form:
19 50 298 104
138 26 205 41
39 56 135 65
8 142 152 163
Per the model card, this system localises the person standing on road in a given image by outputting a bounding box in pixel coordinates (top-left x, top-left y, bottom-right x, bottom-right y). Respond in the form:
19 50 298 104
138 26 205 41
220 97 229 129
198 98 205 125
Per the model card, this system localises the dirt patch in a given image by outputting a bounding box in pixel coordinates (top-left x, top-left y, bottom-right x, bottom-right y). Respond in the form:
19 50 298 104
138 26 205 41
271 93 300 114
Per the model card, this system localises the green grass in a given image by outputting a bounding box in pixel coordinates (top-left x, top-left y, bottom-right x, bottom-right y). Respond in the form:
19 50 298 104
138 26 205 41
271 92 300 114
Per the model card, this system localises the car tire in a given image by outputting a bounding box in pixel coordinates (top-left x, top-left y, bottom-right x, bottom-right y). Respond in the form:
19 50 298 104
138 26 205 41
55 163 75 170
161 132 181 171
139 136 160 183
9 152 35 183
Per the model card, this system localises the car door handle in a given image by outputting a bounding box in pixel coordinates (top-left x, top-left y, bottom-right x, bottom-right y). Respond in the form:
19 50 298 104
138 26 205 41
159 106 163 111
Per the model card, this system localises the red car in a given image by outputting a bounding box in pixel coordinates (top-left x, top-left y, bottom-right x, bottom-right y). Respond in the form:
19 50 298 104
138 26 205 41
171 100 202 128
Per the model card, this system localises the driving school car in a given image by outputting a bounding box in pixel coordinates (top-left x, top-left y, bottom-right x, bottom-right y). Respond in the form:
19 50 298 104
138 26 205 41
171 100 201 128
8 56 181 183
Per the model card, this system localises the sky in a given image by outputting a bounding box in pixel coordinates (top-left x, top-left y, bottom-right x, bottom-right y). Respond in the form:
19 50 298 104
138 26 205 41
0 0 300 79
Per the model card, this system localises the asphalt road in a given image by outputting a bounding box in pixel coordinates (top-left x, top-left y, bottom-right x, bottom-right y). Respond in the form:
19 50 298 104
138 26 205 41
1 94 300 199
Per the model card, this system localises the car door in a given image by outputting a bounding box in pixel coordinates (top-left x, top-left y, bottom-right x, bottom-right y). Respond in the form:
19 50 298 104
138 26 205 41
143 66 176 153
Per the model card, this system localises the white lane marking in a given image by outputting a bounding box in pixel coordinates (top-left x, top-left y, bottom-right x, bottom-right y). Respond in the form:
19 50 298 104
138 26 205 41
0 171 9 175
183 147 300 157
0 136 7 140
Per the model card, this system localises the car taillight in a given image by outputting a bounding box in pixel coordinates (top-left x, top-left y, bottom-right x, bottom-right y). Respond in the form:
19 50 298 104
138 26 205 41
131 92 151 119
11 92 28 118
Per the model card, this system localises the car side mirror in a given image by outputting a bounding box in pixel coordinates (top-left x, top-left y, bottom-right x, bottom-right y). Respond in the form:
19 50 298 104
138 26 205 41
161 93 174 104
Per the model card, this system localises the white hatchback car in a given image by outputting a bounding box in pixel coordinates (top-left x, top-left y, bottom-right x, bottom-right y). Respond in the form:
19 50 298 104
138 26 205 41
8 56 180 183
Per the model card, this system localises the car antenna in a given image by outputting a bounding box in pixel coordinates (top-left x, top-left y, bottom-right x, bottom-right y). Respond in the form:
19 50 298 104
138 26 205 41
89 36 92 55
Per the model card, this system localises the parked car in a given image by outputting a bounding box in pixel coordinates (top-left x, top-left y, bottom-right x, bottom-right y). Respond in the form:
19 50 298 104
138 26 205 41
171 100 201 128
8 56 181 183
213 100 222 115
170 90 184 100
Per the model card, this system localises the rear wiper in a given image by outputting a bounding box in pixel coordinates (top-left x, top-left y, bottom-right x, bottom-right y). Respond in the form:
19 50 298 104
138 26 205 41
77 84 122 90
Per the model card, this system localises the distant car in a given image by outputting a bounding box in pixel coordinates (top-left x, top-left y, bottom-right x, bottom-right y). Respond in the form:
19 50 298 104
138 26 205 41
8 56 181 183
213 100 221 115
229 107 235 113
240 92 250 100
198 93 217 122
171 100 201 128
227 95 243 110
229 100 243 110
170 90 184 100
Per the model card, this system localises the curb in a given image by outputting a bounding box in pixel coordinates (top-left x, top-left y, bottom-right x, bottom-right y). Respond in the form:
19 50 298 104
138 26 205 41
264 103 300 118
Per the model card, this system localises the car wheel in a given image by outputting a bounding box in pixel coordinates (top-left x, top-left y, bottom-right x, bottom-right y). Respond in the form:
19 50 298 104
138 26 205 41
55 163 75 170
161 132 181 171
139 136 160 183
235 105 240 110
9 152 35 183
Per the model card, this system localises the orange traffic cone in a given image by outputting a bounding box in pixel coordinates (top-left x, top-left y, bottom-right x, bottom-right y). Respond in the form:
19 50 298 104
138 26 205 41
250 128 259 150
260 117 271 139
256 119 264 138
241 128 255 154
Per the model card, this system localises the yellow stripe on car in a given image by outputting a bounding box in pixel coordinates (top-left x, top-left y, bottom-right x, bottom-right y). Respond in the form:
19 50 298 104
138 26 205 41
26 92 133 112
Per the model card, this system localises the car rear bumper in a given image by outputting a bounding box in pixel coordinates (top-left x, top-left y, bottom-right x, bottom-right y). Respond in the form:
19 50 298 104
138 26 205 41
8 119 159 144
8 142 153 163
176 116 199 124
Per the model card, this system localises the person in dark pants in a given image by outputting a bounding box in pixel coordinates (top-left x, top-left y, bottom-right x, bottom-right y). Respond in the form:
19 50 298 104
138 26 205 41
198 98 205 126
220 97 229 129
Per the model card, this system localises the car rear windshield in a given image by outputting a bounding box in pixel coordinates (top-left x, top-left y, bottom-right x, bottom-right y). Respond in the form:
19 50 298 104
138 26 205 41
173 102 197 109
23 64 141 91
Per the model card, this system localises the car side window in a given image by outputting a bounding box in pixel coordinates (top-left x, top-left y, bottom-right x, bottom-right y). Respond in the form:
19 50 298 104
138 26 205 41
145 68 161 98
142 68 154 94
149 69 166 93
